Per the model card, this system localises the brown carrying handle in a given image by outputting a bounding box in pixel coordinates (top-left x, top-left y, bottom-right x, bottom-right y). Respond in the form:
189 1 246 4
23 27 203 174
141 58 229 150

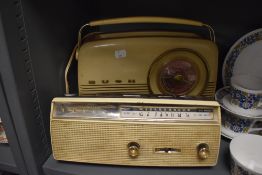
65 17 215 95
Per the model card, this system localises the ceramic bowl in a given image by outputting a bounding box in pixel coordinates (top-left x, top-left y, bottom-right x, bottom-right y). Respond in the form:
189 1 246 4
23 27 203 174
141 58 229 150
230 75 262 109
230 134 262 175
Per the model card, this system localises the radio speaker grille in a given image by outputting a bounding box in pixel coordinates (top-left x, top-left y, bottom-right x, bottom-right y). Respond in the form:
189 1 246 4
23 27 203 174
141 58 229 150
51 119 220 166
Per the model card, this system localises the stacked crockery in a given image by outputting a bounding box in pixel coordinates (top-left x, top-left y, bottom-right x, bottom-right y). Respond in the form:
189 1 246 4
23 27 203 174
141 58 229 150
219 29 262 139
215 75 262 139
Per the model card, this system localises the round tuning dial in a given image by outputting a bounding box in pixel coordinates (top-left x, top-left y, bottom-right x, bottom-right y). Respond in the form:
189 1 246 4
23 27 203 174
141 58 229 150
127 142 140 158
197 143 210 160
149 50 207 96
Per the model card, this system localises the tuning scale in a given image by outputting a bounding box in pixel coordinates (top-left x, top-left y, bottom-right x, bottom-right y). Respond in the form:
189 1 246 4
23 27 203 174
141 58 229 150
54 103 213 121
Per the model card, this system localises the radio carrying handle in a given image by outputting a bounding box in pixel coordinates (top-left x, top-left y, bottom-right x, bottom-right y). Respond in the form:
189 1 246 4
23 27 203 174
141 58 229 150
76 17 216 58
65 17 216 95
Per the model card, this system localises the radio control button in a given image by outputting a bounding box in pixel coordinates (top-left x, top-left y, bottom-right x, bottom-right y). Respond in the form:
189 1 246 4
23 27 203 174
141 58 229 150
88 80 96 84
197 143 209 160
127 142 140 158
128 79 136 83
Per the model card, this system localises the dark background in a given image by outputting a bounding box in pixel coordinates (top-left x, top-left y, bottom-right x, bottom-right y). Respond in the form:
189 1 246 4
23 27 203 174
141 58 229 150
1 1 262 174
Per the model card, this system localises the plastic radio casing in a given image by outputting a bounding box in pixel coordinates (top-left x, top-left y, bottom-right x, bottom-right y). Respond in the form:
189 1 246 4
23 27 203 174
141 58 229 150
50 97 221 167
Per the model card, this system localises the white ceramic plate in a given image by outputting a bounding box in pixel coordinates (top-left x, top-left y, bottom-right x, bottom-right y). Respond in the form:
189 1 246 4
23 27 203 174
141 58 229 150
222 29 262 86
221 126 241 139
215 86 237 115
215 87 238 139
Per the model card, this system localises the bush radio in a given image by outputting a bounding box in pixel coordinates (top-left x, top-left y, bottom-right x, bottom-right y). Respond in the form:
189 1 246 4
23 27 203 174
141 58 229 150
65 17 218 97
50 96 221 166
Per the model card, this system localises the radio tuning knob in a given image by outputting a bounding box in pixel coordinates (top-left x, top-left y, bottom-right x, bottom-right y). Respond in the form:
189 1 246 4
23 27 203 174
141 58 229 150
197 143 209 160
127 142 140 158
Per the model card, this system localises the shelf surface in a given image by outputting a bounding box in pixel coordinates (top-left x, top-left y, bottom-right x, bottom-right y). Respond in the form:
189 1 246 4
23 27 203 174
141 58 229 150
43 137 231 175
0 144 18 173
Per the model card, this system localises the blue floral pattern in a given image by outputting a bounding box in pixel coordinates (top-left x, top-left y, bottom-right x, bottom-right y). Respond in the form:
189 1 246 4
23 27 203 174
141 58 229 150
216 87 262 139
224 31 262 85
230 87 260 109
222 108 252 133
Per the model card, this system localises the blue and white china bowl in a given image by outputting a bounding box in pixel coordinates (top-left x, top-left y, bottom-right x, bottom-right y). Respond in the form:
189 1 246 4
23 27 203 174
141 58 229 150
223 29 262 86
230 75 262 110
230 134 262 175
215 87 262 139
230 86 261 109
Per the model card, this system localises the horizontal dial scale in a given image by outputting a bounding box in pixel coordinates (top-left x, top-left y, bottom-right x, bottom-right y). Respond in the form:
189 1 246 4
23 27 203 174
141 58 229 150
53 103 214 121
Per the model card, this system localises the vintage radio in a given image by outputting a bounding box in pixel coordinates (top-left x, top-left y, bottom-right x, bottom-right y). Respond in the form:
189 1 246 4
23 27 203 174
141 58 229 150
50 96 221 166
65 17 218 97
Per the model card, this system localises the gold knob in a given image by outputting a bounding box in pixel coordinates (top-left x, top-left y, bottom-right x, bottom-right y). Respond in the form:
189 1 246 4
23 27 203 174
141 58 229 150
197 143 209 160
127 142 140 158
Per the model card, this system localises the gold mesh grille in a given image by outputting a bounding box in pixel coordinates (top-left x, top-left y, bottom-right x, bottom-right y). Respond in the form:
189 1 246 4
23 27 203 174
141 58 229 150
51 119 220 166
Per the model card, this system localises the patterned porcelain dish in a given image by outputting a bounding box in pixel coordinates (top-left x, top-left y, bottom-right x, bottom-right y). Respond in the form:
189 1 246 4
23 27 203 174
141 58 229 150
215 87 262 139
223 29 262 86
230 75 262 110
230 134 262 175
224 75 262 117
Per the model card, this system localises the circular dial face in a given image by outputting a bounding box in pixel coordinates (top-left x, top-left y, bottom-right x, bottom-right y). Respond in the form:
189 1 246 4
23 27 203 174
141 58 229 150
159 59 198 95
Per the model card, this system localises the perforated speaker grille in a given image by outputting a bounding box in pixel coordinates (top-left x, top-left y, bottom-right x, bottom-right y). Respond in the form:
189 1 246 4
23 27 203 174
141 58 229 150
51 119 220 166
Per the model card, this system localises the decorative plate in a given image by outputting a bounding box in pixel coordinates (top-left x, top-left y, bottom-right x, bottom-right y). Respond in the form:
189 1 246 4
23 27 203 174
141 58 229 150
221 126 240 139
222 94 262 117
223 29 262 86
